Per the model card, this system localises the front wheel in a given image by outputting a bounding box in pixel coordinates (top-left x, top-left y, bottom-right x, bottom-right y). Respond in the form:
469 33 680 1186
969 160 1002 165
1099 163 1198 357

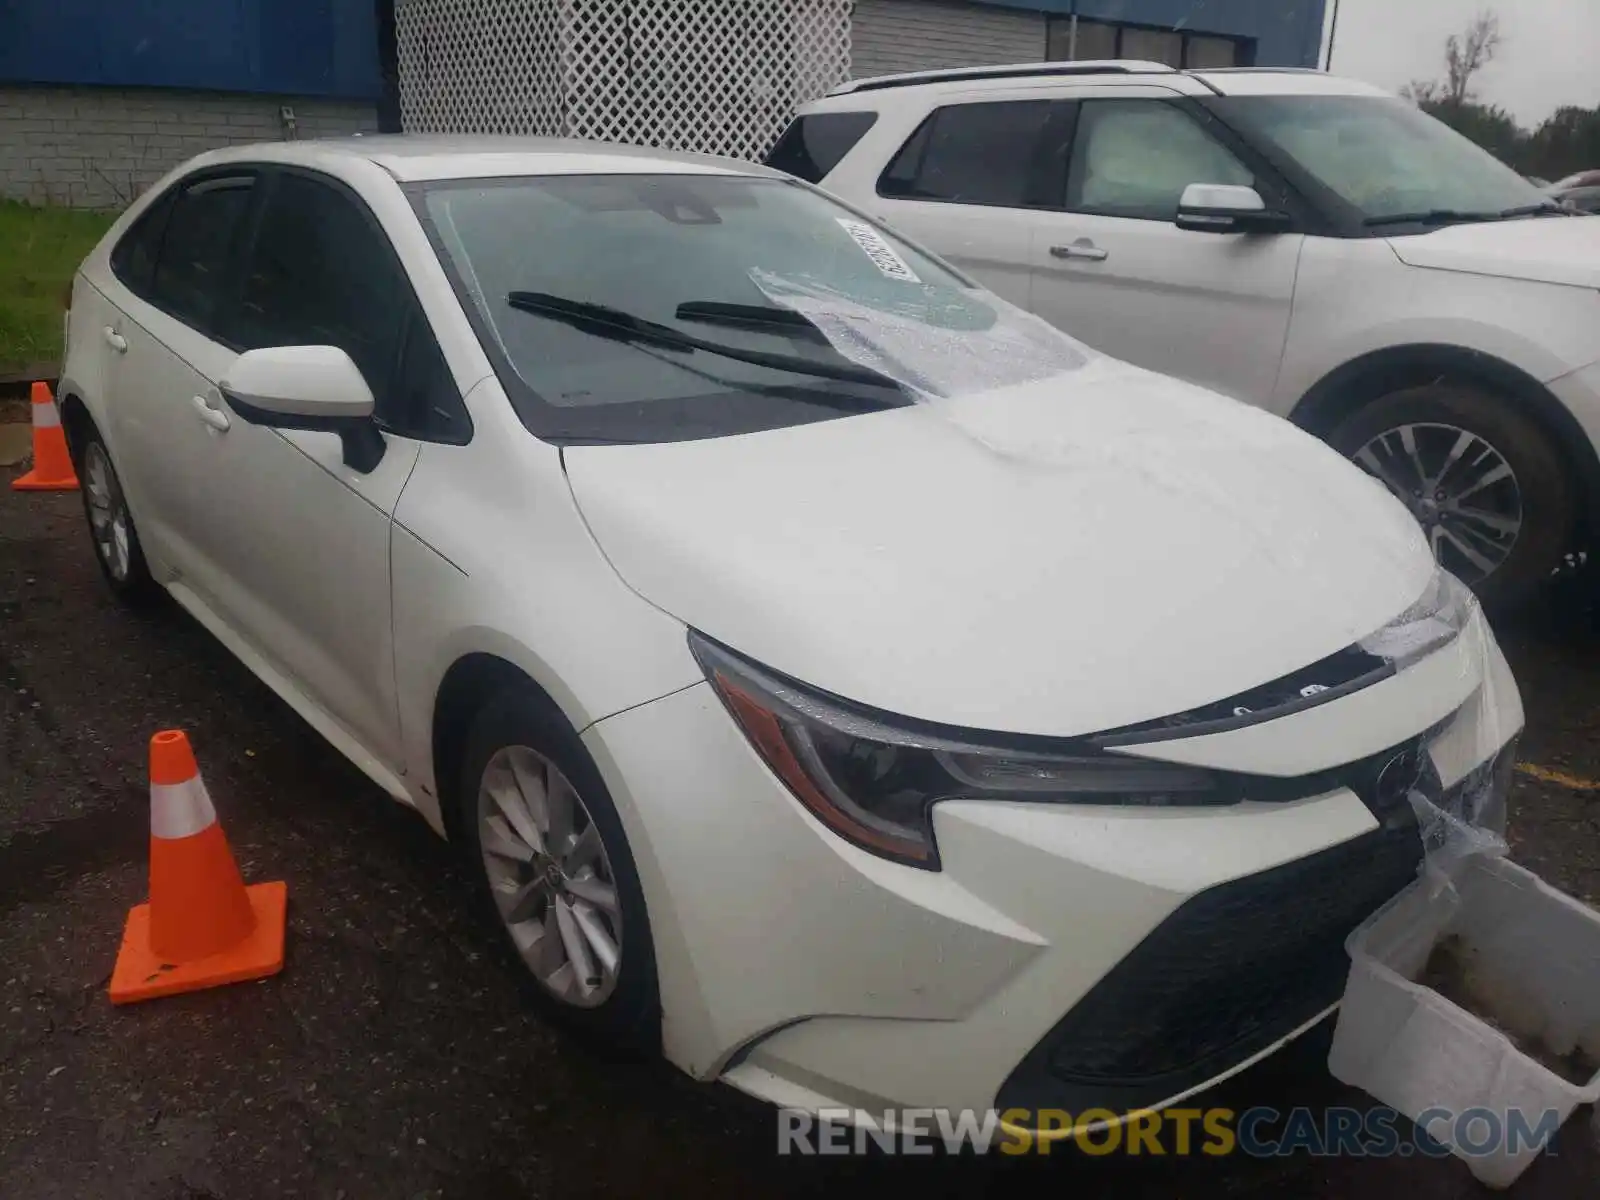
458 687 658 1051
1328 382 1575 610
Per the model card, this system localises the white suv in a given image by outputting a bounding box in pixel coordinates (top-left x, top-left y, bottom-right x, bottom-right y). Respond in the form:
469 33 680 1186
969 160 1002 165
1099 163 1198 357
770 61 1600 606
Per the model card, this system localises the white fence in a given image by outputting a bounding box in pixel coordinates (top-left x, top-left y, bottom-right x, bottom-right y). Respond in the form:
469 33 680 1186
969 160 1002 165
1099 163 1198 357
395 0 852 159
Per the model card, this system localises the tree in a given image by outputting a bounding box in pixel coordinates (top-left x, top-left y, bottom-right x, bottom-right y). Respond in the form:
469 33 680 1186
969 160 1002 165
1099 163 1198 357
1428 101 1526 169
1443 11 1502 105
1395 7 1600 181
1524 106 1600 182
1403 10 1502 110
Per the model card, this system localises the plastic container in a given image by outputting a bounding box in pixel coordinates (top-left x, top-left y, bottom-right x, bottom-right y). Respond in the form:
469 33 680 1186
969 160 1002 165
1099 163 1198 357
1329 856 1600 1189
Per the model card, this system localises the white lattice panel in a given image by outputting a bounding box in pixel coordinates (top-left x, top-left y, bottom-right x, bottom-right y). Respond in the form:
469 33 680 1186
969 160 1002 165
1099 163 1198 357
396 0 850 159
396 0 568 136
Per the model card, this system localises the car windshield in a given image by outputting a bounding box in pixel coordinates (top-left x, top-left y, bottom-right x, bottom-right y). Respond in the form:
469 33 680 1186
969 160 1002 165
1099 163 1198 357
414 172 1089 443
1213 95 1551 226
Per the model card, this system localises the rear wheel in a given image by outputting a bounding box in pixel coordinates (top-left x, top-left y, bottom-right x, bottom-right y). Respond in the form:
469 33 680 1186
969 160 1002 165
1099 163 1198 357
1328 382 1574 610
458 687 658 1050
76 425 158 605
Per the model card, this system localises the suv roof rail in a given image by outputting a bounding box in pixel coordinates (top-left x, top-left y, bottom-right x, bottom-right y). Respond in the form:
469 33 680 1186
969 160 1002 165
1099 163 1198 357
1187 66 1330 75
826 59 1177 96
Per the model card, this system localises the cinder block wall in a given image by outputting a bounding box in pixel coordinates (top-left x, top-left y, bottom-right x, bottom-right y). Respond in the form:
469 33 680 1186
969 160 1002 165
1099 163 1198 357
0 86 379 209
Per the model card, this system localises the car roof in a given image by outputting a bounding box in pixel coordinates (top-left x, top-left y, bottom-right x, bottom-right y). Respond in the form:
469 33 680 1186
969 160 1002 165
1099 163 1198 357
811 60 1391 106
182 135 781 183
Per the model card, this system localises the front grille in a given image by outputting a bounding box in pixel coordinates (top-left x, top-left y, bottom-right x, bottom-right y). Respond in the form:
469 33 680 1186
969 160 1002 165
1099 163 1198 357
997 816 1426 1113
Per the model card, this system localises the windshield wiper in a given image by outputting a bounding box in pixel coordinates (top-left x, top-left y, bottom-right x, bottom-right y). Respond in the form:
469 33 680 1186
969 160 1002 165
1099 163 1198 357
1364 201 1567 228
505 291 899 390
1496 202 1569 218
674 300 826 340
1362 209 1502 228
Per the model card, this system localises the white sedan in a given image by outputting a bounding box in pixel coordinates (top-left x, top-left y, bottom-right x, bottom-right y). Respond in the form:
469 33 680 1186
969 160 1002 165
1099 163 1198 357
59 137 1522 1125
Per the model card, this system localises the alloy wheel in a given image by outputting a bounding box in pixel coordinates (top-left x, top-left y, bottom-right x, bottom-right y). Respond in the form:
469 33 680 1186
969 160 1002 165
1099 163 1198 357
84 442 132 582
1352 422 1521 585
476 745 622 1008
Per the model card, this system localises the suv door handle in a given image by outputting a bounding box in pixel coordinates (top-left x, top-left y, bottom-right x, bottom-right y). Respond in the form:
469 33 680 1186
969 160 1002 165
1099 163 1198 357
191 394 231 433
103 326 128 353
1050 241 1109 262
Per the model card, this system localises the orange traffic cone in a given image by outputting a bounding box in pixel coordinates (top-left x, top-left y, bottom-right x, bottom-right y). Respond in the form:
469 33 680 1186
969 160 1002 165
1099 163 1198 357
109 730 287 1004
11 381 79 492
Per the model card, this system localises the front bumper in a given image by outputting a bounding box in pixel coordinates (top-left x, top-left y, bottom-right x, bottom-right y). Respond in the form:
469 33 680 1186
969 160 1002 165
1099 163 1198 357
581 605 1522 1117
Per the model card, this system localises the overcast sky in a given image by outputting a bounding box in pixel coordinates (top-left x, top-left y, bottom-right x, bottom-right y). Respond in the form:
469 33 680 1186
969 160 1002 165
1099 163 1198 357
1325 0 1600 125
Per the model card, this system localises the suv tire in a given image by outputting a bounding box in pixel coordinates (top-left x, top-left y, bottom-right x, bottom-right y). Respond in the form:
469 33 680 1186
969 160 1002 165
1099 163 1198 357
1329 382 1573 611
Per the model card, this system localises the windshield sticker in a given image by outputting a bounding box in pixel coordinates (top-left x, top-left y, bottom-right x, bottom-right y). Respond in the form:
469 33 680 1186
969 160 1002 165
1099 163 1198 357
836 218 921 283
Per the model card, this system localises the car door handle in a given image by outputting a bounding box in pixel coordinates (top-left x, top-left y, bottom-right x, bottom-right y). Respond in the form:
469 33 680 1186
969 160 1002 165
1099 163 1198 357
190 394 231 433
103 326 127 353
1050 241 1109 262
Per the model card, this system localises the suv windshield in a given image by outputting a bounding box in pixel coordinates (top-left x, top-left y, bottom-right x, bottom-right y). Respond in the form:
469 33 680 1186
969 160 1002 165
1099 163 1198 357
1213 95 1551 227
414 173 1083 443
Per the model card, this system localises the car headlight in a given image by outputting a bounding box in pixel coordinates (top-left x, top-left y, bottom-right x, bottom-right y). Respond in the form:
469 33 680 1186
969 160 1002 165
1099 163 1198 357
689 632 1223 870
1359 566 1475 668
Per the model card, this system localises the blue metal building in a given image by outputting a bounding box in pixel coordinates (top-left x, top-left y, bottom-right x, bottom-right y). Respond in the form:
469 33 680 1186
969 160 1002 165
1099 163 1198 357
976 0 1329 69
0 0 1328 208
0 0 384 100
850 0 1328 80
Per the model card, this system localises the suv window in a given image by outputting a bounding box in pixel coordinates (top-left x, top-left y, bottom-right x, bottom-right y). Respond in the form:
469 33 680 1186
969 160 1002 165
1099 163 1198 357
878 100 1060 208
226 170 469 442
149 175 256 331
764 112 877 183
109 189 177 297
1066 100 1253 220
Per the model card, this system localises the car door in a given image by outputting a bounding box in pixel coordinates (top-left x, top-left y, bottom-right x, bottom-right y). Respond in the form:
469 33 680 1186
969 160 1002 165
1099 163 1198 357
1029 94 1306 405
168 168 466 771
95 172 262 580
869 95 1073 310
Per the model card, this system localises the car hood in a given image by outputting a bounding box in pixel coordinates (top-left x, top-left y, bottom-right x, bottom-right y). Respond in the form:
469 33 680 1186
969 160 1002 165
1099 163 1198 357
1387 217 1600 288
564 359 1435 737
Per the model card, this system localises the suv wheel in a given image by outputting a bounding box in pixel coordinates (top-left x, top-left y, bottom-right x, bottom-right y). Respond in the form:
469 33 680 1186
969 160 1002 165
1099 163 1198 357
1329 382 1573 610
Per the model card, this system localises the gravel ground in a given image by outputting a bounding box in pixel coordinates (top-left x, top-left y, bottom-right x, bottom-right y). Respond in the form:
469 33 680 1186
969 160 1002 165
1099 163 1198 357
2 478 1596 1200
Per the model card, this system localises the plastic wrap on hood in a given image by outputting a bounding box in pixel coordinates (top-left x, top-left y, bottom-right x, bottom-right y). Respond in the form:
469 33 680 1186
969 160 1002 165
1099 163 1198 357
748 268 1091 400
746 267 1427 582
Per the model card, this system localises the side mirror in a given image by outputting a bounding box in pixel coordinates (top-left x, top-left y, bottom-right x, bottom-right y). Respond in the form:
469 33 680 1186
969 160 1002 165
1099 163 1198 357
1175 183 1293 234
220 345 386 472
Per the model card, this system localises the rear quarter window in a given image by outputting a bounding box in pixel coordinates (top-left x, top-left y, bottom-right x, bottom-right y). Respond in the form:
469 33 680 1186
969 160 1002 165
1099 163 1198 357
763 112 878 183
109 190 177 298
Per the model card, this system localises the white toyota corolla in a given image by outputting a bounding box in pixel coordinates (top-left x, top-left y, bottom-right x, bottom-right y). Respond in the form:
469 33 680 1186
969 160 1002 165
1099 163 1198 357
58 137 1523 1126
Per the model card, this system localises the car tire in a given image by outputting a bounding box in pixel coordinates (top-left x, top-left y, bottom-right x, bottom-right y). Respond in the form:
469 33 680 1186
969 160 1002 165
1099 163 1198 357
458 685 659 1053
1328 382 1574 611
75 422 159 606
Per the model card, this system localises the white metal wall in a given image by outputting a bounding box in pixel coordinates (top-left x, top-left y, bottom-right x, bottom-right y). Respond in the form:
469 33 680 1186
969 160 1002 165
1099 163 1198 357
396 0 850 158
849 0 1048 80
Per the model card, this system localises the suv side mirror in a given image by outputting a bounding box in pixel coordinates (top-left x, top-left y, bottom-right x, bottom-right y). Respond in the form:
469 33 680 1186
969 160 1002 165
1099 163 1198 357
1175 183 1293 234
221 345 386 472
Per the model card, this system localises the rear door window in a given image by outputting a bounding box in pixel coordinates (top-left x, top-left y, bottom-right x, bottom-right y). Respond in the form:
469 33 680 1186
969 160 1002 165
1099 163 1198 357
148 175 257 333
877 100 1063 208
763 112 878 183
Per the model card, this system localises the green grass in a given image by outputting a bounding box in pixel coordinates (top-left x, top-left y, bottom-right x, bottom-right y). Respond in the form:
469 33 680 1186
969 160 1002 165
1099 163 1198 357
0 200 118 370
